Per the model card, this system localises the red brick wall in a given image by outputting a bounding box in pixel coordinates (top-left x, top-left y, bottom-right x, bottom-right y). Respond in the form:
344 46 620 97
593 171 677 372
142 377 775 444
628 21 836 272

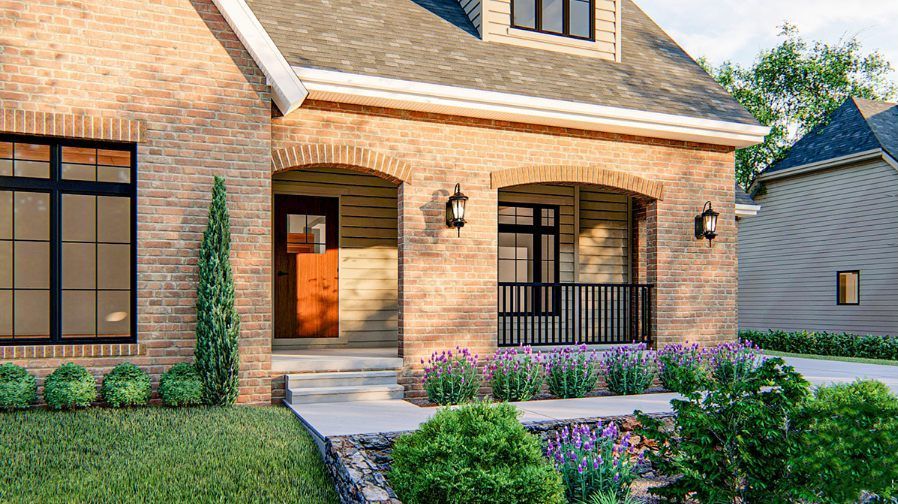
0 0 273 404
272 101 738 396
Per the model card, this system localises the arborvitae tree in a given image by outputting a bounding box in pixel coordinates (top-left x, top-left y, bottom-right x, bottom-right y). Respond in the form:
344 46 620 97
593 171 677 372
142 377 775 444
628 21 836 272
194 176 240 405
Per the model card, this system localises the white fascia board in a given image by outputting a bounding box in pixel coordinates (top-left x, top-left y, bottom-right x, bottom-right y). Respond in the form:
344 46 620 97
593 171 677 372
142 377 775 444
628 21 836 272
735 203 761 217
294 67 770 148
758 149 884 182
212 0 307 115
883 152 898 172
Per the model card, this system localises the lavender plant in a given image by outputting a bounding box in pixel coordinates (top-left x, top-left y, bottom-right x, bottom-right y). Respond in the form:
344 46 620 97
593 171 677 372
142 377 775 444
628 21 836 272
706 340 763 385
421 347 480 405
485 346 545 402
544 345 601 398
657 343 708 394
546 421 639 503
601 343 657 396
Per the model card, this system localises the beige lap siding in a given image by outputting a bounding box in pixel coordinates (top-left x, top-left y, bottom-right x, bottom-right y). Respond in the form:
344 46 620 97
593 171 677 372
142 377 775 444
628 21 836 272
578 189 630 284
1 0 273 404
273 168 399 348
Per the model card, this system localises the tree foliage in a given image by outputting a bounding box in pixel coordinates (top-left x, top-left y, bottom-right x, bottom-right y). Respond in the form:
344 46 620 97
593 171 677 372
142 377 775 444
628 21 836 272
701 24 897 188
194 176 240 406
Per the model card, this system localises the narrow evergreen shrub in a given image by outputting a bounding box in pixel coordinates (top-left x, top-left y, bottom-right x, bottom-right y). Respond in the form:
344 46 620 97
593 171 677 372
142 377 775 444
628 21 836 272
389 402 565 504
158 362 203 407
421 347 480 405
194 176 240 406
0 363 37 410
544 345 600 398
657 343 708 393
101 362 151 408
485 346 544 402
43 363 98 410
600 343 657 395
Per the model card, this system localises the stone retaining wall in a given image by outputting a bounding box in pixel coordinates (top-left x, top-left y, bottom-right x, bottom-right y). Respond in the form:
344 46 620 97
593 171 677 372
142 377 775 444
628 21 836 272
323 412 674 504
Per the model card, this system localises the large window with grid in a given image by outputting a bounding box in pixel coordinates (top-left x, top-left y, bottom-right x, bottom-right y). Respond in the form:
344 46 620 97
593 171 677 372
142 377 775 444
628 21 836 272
511 0 595 40
0 135 136 345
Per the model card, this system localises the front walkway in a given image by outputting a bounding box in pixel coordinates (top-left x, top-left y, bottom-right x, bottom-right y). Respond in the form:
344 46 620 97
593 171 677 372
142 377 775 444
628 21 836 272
288 355 898 439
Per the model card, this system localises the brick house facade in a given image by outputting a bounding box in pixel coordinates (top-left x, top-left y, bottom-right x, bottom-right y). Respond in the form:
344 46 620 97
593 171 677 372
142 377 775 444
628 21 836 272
1 0 766 404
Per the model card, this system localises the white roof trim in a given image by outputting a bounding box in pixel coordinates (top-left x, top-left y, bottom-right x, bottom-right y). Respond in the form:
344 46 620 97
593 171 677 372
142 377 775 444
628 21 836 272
735 203 761 217
884 152 898 172
212 0 307 115
758 148 884 182
293 67 770 148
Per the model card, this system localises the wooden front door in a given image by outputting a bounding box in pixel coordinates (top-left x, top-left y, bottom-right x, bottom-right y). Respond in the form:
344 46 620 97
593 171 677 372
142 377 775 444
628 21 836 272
274 195 339 339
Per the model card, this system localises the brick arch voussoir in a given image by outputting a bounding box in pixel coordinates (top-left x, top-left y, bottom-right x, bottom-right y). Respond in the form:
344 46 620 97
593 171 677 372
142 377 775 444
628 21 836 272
271 144 413 185
490 165 663 200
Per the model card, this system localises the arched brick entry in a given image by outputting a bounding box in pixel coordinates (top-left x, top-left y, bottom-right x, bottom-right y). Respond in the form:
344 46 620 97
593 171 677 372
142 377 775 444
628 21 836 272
271 143 413 184
490 165 663 200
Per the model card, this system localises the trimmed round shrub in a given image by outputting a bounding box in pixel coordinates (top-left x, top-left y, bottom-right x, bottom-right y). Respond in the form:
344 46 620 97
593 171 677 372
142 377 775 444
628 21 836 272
0 363 38 410
601 343 657 395
158 362 203 407
101 362 151 408
485 346 544 402
421 347 480 406
389 401 565 504
43 363 97 410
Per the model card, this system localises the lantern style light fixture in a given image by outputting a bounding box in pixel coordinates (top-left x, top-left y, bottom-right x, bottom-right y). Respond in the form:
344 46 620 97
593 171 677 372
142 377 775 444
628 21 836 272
446 183 468 236
695 201 719 247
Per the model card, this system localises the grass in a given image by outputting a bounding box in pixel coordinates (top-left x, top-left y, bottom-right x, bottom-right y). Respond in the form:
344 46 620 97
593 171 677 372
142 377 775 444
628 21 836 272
0 406 338 504
763 349 898 367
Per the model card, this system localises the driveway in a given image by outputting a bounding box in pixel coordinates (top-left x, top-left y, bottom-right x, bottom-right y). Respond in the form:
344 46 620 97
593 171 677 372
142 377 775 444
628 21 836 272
782 356 898 394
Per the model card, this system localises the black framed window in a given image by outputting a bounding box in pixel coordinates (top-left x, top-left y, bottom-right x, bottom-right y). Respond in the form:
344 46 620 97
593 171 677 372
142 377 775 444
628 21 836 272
0 135 136 345
498 203 559 284
837 271 860 306
512 0 595 40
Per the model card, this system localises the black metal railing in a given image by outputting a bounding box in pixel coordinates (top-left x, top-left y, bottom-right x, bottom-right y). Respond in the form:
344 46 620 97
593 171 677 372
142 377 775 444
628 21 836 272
498 282 653 347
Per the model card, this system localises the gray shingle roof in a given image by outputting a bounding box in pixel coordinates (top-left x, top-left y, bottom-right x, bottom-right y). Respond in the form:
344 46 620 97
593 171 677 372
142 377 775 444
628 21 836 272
246 0 759 126
766 97 898 174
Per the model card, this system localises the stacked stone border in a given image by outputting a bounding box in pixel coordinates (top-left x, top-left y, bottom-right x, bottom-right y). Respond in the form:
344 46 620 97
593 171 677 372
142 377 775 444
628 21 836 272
322 412 675 504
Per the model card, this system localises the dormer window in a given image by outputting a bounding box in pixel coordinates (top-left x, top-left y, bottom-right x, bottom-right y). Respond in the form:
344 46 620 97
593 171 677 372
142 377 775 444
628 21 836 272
512 0 595 40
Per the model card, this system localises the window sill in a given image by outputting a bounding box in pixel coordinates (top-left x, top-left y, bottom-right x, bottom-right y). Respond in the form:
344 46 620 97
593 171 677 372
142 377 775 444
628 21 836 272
506 27 599 50
0 343 143 360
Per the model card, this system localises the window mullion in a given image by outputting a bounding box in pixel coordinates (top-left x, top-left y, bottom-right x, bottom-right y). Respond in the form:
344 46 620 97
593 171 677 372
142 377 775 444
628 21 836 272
50 144 62 343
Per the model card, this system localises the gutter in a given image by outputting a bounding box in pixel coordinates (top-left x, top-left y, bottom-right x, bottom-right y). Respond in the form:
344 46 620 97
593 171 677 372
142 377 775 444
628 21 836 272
294 67 770 148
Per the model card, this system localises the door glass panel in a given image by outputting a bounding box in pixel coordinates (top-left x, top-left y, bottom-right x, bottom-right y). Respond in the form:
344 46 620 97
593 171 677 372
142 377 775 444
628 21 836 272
287 213 327 254
62 194 97 242
14 192 50 241
98 290 130 337
14 290 49 338
98 196 130 243
63 243 96 290
62 291 96 338
14 242 49 289
97 244 130 290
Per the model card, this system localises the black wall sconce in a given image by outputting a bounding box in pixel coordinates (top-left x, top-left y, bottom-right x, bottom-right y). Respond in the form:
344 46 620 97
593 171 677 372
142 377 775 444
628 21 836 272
695 201 719 247
446 183 468 236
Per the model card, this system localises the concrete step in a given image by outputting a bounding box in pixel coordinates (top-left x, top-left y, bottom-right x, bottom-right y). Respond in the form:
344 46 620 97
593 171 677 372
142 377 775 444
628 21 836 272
273 353 404 373
286 370 398 389
286 384 405 404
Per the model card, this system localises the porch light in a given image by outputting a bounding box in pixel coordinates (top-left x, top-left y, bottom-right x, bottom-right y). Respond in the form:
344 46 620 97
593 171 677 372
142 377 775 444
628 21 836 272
695 201 719 247
446 183 468 236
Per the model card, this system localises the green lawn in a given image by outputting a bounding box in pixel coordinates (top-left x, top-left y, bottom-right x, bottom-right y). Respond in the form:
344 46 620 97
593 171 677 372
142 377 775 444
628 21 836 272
0 406 338 504
764 349 898 367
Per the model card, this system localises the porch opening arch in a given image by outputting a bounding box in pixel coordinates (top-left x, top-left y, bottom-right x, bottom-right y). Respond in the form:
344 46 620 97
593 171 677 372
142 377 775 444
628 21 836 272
272 144 413 185
490 165 663 200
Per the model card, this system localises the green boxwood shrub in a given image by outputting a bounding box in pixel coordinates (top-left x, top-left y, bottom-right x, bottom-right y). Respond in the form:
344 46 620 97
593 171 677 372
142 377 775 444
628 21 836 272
101 362 151 408
742 329 898 361
43 363 98 410
389 401 565 504
158 362 203 407
0 363 37 410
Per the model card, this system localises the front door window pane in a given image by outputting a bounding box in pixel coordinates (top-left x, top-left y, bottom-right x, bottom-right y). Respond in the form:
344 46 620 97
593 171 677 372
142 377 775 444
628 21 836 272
287 214 327 254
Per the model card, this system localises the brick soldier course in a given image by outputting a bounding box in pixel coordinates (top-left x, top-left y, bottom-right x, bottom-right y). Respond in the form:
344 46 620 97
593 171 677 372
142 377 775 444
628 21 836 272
1 0 766 404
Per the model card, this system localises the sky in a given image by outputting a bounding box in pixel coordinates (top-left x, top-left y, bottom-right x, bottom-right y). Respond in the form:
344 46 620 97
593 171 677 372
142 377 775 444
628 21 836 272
637 0 898 80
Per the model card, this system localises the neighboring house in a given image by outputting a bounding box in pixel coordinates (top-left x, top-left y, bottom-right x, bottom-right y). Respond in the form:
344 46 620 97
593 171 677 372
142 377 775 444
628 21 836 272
1 0 766 404
739 97 898 336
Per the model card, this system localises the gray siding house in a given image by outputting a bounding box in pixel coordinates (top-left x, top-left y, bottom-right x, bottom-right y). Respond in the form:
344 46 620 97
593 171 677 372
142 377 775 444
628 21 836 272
739 98 898 336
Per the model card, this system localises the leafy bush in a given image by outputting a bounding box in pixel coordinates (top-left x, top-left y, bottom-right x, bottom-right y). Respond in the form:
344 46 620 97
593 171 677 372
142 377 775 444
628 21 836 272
706 340 763 384
485 346 544 402
600 343 657 395
43 363 98 410
195 176 240 406
793 380 898 502
638 357 810 503
546 421 638 502
158 362 204 407
389 401 564 504
0 363 37 410
657 343 707 394
101 363 151 408
422 347 480 405
544 345 600 398
741 329 898 361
